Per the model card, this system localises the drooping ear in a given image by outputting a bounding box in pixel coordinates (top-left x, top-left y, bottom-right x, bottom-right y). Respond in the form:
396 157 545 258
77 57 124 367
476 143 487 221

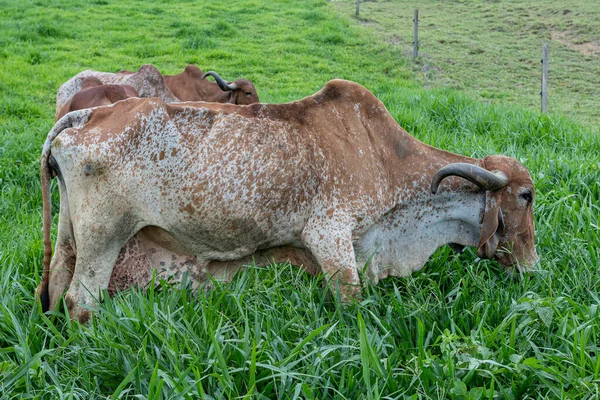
477 191 503 259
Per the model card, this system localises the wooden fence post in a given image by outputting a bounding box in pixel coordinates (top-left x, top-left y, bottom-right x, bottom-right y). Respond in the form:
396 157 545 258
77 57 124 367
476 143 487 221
356 0 359 17
541 43 549 113
413 10 419 59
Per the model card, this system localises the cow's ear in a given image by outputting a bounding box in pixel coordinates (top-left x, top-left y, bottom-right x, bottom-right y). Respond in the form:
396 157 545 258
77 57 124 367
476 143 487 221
477 191 503 259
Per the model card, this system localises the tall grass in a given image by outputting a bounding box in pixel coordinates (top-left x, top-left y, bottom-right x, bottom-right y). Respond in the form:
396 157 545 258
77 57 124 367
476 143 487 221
1 0 599 398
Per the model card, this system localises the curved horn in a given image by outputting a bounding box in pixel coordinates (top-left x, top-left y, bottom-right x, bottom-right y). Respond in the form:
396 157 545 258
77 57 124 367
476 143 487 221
201 71 238 91
431 163 509 194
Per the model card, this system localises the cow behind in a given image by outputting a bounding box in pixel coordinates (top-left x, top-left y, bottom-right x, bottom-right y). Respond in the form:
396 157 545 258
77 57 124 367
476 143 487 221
38 80 538 323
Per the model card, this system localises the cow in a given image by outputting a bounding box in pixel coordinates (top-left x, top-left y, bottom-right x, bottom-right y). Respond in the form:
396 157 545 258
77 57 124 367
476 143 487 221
37 79 538 323
55 64 180 119
55 77 139 121
162 65 259 104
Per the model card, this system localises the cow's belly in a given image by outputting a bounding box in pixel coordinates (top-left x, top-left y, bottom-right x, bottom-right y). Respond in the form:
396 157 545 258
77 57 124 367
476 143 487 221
108 226 319 293
151 190 312 262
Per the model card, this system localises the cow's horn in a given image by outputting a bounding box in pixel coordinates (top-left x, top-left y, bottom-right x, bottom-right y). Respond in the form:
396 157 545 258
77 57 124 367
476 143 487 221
431 163 509 194
201 71 239 91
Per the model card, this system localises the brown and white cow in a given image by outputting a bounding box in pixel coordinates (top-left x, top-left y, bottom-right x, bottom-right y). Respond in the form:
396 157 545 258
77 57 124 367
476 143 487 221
55 77 139 121
38 80 538 323
163 65 259 104
55 64 180 119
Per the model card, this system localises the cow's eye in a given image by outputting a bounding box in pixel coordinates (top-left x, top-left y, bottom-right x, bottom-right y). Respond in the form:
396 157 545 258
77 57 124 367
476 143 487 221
520 190 533 205
246 92 252 96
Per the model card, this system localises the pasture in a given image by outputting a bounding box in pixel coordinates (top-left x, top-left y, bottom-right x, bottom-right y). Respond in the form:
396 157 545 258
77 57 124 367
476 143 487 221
1 0 599 398
334 0 600 128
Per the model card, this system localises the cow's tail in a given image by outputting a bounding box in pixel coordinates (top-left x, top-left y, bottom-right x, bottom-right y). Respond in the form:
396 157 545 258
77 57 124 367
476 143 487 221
38 109 91 312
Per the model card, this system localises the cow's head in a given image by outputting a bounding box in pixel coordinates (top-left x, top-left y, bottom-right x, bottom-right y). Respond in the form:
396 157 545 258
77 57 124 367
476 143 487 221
201 71 259 105
431 155 538 272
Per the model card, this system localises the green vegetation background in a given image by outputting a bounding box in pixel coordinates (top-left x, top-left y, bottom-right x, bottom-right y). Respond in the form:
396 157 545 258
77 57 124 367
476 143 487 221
0 0 599 398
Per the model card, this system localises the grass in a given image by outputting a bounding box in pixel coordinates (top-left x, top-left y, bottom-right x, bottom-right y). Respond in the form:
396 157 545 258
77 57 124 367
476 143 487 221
334 0 600 129
1 0 599 398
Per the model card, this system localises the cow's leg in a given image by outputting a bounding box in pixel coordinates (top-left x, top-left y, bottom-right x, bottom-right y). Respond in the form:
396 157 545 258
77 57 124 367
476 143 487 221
36 235 76 312
64 222 133 323
301 214 361 302
46 241 76 311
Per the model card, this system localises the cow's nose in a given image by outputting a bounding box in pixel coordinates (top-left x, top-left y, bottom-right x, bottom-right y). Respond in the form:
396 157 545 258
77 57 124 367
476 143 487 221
515 253 540 276
524 249 540 270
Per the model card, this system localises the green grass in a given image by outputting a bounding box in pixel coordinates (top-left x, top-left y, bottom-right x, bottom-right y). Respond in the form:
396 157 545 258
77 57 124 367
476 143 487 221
334 0 600 129
1 0 599 398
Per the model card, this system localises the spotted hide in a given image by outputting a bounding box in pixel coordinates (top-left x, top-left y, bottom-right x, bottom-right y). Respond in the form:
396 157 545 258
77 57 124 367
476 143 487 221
38 80 538 323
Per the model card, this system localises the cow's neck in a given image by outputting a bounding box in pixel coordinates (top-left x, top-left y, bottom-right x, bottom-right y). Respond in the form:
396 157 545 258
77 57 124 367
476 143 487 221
355 188 485 284
355 144 487 283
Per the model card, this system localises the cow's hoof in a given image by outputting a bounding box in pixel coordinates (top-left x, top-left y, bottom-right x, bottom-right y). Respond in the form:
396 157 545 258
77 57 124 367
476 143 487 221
64 293 75 310
77 309 91 324
338 284 362 305
64 294 92 324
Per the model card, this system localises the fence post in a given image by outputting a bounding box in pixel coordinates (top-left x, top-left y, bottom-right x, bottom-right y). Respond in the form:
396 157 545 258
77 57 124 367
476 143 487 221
541 43 549 113
413 10 419 59
356 0 359 17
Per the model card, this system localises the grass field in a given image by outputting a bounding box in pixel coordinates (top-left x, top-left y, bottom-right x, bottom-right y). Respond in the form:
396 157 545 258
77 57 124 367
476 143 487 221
334 0 600 129
1 0 599 398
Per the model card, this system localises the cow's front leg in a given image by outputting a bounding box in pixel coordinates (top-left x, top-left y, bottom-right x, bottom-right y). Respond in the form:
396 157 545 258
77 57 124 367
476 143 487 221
302 214 361 302
65 227 130 323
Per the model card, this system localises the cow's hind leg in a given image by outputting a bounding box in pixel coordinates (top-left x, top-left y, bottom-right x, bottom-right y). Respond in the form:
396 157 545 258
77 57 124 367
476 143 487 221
46 240 76 311
301 212 361 303
65 220 134 323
